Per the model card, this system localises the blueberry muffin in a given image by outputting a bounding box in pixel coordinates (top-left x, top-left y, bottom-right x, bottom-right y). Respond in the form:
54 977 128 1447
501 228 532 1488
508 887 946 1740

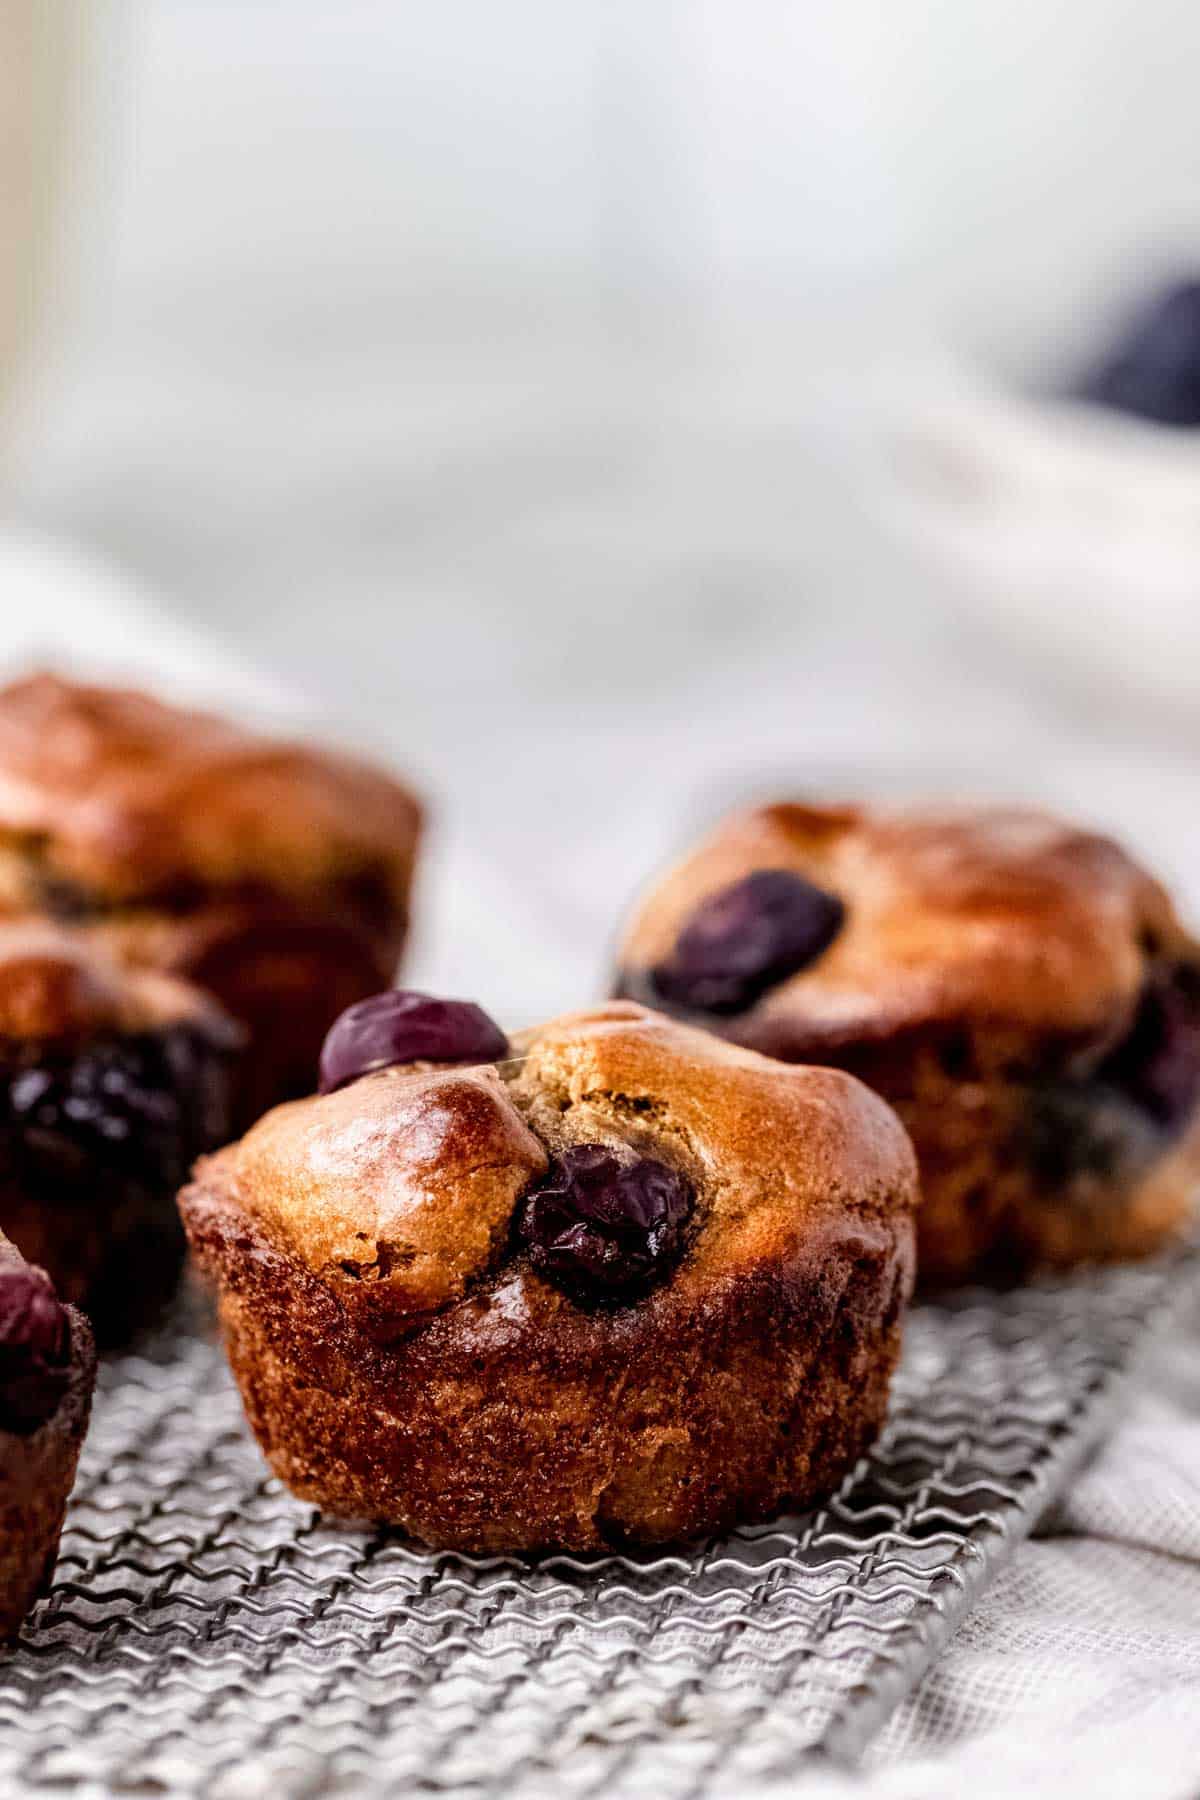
0 919 238 1342
0 1232 95 1639
615 802 1200 1283
181 991 917 1552
0 673 423 1127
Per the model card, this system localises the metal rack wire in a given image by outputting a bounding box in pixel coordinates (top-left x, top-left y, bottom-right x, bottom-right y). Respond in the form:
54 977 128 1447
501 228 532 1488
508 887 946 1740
3 1248 1194 1799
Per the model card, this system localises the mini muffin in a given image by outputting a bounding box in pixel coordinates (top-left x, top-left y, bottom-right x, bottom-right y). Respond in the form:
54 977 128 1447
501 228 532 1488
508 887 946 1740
615 802 1200 1283
0 919 238 1343
181 991 917 1552
0 1232 95 1640
0 673 422 1128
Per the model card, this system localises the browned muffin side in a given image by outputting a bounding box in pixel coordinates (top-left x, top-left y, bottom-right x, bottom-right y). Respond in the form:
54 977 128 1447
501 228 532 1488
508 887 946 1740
0 919 238 1342
181 999 917 1552
0 673 423 1127
0 1232 95 1640
615 802 1200 1282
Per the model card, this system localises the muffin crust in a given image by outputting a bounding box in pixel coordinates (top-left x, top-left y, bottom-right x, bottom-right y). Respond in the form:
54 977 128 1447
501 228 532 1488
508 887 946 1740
0 672 421 907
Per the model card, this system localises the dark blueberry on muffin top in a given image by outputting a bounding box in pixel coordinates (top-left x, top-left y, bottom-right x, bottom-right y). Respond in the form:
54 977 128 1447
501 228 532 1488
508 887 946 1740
0 1263 71 1434
516 1144 693 1304
648 869 845 1015
318 990 510 1094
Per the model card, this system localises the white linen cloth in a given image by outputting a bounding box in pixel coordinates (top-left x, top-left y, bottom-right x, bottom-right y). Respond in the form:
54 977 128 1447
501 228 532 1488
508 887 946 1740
5 535 1200 1800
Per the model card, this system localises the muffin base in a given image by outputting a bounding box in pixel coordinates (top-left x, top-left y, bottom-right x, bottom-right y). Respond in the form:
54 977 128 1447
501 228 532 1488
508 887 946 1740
811 1016 1199 1283
879 1050 1200 1284
619 974 1200 1283
0 1307 95 1640
187 1191 912 1554
0 1179 186 1349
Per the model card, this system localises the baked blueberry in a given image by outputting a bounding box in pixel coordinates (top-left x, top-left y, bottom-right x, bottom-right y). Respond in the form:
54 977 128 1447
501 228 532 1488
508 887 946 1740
0 1233 95 1639
180 1001 917 1551
1077 279 1200 427
616 802 1200 1281
516 1144 693 1302
0 672 422 1129
647 870 845 1015
0 921 238 1343
0 1262 70 1434
319 990 509 1093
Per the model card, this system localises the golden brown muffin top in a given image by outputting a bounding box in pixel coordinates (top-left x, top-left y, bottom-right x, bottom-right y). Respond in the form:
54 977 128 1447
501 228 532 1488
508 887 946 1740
189 1000 917 1342
617 803 1198 1059
0 917 236 1046
0 672 422 906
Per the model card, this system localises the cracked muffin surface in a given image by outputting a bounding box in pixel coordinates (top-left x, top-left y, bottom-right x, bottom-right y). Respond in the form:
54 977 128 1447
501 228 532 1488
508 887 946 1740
0 1231 95 1639
181 999 917 1552
0 672 423 1127
615 803 1200 1281
0 918 238 1342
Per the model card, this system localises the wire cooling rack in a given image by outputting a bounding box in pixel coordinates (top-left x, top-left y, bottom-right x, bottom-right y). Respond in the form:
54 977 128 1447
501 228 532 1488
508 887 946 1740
3 1247 1197 1800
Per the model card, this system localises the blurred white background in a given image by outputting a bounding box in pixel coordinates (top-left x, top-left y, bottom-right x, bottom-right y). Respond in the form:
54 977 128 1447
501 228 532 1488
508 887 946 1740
4 0 1200 1015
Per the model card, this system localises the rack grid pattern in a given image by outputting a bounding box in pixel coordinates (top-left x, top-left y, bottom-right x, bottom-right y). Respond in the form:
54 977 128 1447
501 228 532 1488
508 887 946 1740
3 1250 1194 1799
